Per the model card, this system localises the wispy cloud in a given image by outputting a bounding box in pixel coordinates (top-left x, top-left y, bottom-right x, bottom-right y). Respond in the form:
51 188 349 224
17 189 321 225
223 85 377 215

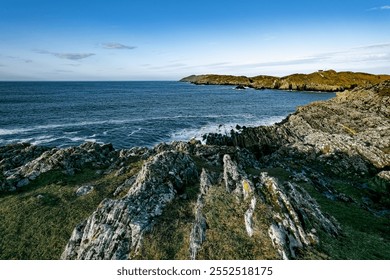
239 49 390 70
34 49 95 60
102 42 137 50
146 63 187 70
368 5 390 11
353 43 390 49
54 53 95 60
55 69 74 73
145 61 232 71
63 63 81 67
190 44 390 73
6 56 33 63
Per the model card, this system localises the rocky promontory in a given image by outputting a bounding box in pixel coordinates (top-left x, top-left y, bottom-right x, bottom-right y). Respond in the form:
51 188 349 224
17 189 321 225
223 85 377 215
181 70 390 92
0 80 389 260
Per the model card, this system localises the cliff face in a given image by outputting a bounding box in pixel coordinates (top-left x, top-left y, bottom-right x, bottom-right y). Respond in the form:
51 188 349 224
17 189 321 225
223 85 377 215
181 70 390 92
0 82 389 260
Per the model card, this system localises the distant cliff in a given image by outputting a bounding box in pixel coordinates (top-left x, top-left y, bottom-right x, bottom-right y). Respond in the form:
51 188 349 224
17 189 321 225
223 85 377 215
180 70 390 92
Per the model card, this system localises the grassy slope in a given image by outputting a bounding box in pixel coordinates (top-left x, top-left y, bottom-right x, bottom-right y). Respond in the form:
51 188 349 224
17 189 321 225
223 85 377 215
0 162 142 260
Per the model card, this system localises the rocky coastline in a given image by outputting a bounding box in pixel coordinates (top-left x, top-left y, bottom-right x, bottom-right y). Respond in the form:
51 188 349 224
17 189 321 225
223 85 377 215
0 79 389 260
180 70 390 92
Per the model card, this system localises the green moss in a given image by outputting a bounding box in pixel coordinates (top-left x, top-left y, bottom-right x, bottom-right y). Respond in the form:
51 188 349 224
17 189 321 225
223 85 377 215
258 167 292 182
301 181 390 259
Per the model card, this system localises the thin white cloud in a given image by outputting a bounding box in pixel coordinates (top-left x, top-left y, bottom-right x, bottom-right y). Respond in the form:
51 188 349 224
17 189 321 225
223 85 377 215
6 56 33 63
55 69 74 73
147 63 187 70
183 44 390 74
146 61 232 71
368 5 390 11
54 53 95 60
102 43 137 50
34 49 95 60
353 43 390 49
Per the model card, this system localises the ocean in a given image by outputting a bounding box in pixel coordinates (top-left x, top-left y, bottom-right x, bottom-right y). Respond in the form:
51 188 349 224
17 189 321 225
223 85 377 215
0 81 335 149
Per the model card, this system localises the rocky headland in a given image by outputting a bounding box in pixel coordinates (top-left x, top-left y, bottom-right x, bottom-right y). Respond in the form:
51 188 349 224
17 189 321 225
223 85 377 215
180 70 390 92
0 79 389 260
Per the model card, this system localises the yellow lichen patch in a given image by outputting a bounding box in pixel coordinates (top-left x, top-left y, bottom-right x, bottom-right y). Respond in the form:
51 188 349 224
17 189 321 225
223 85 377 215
321 144 331 155
242 180 252 199
339 124 357 136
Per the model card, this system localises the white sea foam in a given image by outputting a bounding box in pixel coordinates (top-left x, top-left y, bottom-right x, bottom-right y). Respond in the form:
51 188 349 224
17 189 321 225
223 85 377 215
0 114 256 137
168 115 285 144
128 128 142 136
66 136 99 143
31 136 61 146
0 128 30 136
67 136 86 142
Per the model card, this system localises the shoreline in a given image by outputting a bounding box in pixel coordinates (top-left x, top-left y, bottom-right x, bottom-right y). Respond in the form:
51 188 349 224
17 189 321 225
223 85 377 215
0 81 389 260
180 69 390 92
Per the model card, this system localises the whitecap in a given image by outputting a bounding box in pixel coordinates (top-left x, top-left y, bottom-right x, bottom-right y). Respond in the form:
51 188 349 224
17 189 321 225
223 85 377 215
0 128 31 136
31 137 61 146
64 131 79 135
128 128 142 136
67 136 86 142
168 115 286 144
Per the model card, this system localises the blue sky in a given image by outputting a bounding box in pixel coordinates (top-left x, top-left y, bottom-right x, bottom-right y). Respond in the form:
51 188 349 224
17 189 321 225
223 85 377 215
0 0 390 80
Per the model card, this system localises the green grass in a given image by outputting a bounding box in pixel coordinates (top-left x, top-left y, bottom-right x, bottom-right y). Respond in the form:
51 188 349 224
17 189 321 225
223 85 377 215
301 181 390 259
198 186 278 260
0 161 143 260
196 184 278 260
135 184 199 259
138 182 279 260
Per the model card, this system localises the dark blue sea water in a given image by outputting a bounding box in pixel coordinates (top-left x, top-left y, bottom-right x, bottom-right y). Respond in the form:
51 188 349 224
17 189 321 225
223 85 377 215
0 82 335 149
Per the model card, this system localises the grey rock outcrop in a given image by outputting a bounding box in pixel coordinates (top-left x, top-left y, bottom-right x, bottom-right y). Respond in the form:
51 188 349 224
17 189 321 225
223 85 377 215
75 185 94 196
61 151 198 259
1 142 117 192
208 81 390 179
258 173 339 259
189 169 211 260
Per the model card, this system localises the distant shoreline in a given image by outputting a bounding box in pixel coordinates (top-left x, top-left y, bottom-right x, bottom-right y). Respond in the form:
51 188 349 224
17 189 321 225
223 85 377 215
180 70 390 92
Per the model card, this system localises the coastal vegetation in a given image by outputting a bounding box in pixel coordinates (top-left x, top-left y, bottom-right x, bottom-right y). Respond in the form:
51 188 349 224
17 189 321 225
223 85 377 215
181 70 390 92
